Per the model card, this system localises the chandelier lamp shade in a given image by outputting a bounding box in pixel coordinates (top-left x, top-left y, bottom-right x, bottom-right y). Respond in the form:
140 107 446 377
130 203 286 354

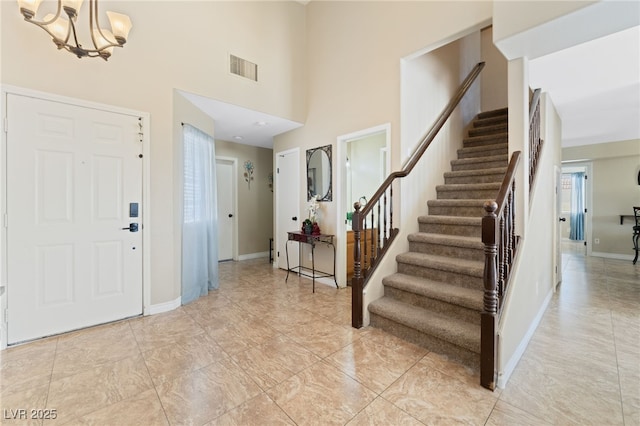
17 0 132 60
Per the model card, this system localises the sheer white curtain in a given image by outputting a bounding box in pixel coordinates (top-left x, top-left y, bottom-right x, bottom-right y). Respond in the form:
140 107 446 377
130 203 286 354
182 124 219 304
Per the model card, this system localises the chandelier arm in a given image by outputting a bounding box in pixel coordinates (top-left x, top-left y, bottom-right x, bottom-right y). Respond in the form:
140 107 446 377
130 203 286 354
21 0 62 25
17 0 130 60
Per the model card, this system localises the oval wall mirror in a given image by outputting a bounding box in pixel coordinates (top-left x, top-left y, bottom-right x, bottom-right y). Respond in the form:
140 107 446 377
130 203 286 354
306 144 332 201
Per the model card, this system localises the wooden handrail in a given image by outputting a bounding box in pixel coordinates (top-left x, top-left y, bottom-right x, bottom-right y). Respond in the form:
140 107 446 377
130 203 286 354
494 151 521 217
480 151 521 390
351 61 486 329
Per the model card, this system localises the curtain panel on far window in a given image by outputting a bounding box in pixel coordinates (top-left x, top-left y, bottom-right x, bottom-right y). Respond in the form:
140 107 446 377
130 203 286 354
182 124 219 304
569 172 585 241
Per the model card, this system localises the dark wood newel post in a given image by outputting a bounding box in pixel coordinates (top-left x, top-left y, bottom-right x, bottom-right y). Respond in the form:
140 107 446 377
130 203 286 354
481 200 498 390
352 202 364 328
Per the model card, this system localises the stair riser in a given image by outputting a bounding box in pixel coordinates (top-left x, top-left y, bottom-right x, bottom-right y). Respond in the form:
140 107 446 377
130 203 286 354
384 286 481 323
369 314 480 369
437 189 499 200
408 241 484 262
463 136 508 148
397 262 482 290
451 160 507 172
419 222 481 237
444 174 504 184
427 205 485 217
469 125 507 137
458 146 508 159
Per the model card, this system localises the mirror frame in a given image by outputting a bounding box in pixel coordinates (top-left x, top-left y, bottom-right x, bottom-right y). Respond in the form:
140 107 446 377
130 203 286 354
306 144 332 201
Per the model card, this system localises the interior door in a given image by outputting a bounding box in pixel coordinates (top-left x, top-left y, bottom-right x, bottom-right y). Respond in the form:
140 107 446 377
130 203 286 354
6 94 143 344
555 166 562 288
276 149 300 270
216 158 235 261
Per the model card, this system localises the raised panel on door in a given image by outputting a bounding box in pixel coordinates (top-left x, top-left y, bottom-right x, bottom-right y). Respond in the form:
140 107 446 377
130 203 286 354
6 94 143 344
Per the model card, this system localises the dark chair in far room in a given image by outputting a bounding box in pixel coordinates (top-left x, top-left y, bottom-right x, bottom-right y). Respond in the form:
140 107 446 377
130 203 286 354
633 206 640 265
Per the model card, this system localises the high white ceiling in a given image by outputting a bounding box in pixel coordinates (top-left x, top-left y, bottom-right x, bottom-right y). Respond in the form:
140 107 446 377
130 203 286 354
184 6 639 151
179 91 302 149
529 25 640 147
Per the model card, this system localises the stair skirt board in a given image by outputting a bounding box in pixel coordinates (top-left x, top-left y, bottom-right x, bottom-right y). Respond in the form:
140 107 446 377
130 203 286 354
367 107 508 373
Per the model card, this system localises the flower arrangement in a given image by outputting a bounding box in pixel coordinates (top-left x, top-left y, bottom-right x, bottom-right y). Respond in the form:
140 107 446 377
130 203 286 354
307 194 320 223
243 160 254 189
303 194 321 234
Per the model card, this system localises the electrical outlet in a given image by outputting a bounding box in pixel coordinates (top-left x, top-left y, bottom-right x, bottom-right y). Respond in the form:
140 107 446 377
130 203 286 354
594 238 600 244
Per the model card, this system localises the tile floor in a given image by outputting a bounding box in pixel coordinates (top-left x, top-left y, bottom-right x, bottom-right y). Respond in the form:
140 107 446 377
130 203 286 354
1 250 638 425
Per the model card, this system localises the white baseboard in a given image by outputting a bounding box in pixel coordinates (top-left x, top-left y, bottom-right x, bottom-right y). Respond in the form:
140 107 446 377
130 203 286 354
497 288 553 389
145 296 181 316
237 251 269 261
591 251 635 261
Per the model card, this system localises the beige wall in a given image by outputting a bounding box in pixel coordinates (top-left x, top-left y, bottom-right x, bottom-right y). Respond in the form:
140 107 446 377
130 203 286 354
215 140 274 257
274 1 492 287
1 1 306 306
498 93 562 387
480 27 508 112
563 139 640 257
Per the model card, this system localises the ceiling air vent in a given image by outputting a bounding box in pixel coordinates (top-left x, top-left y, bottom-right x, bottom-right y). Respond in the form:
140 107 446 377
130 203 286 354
230 54 258 82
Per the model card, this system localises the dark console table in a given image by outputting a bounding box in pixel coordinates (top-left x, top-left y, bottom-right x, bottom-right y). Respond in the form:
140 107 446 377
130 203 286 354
286 231 338 292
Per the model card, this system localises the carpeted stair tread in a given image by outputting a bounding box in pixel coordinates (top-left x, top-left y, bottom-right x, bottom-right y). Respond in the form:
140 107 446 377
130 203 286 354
418 215 481 226
396 252 483 278
458 143 508 156
427 199 487 207
369 297 480 353
473 115 508 128
382 272 483 311
468 123 507 137
408 232 483 250
436 182 501 192
451 154 508 166
477 107 508 119
444 167 507 179
463 133 508 148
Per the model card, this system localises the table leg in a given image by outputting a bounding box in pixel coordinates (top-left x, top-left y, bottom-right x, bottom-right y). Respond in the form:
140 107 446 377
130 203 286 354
332 243 338 288
285 240 290 282
311 243 315 293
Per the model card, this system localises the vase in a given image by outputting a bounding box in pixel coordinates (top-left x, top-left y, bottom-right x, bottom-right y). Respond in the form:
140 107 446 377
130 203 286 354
304 223 313 235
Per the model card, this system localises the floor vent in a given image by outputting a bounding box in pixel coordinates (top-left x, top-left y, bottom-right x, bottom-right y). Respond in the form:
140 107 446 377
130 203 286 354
230 55 258 82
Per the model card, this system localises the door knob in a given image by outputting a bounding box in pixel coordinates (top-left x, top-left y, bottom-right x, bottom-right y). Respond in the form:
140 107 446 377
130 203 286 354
559 217 566 222
228 214 233 218
122 223 139 232
292 216 298 221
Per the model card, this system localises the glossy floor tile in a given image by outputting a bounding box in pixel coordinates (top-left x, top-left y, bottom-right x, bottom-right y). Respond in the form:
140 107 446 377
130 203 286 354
1 250 637 425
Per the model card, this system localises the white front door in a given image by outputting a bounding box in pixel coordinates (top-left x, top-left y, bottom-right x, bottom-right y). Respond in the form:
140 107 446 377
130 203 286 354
6 94 143 344
216 158 235 261
276 149 300 270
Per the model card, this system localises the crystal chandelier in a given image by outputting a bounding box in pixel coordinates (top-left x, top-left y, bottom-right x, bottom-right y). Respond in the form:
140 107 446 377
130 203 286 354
17 0 132 60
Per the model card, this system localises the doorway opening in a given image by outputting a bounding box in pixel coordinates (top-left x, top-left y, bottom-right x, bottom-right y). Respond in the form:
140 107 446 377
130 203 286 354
336 124 391 287
560 164 591 256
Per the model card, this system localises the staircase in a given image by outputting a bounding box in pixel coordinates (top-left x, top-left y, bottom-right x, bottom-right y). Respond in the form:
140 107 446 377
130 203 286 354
368 107 509 370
